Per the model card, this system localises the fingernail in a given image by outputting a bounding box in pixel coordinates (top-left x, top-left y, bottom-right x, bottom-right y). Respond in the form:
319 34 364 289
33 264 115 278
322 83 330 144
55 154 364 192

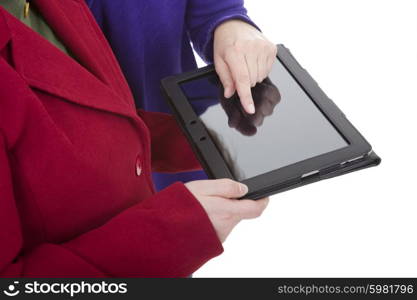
240 183 248 195
247 103 255 114
224 88 234 99
224 89 231 98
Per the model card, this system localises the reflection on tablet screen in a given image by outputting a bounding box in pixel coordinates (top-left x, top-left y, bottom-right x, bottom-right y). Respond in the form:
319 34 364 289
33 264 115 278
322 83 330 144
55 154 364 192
180 59 348 181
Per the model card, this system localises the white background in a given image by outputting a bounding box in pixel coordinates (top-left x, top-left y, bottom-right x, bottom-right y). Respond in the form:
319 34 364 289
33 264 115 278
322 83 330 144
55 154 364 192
194 0 417 277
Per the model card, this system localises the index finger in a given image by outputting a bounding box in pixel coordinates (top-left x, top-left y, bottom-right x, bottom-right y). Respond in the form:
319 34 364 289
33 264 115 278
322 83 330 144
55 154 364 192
224 51 255 114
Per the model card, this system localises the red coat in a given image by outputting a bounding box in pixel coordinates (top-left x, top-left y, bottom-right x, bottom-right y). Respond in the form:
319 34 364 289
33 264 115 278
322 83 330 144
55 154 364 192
0 0 222 277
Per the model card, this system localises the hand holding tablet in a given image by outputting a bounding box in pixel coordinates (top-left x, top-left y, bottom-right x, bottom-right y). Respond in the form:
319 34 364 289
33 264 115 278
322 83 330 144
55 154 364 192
185 179 269 242
162 45 380 199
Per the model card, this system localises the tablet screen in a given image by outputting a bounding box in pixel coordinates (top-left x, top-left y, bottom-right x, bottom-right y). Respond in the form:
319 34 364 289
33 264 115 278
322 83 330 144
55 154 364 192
180 58 348 180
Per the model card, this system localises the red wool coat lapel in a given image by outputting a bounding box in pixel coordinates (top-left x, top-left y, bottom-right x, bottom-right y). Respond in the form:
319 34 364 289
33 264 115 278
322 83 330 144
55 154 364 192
9 0 136 118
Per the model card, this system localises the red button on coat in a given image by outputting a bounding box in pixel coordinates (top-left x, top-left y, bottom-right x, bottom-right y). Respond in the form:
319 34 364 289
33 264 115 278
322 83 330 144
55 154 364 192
135 155 142 176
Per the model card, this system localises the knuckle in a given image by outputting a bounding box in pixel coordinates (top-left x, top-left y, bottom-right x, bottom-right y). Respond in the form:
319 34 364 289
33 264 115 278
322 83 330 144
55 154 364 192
221 179 240 194
224 48 235 60
262 42 272 51
245 203 263 218
223 83 232 90
254 204 265 216
224 43 234 50
248 40 259 51
259 202 267 211
255 39 265 48
213 53 223 62
233 42 246 54
230 183 242 195
253 40 265 51
224 185 235 197
223 78 233 87
238 73 250 83
214 64 223 73
234 43 245 53
226 44 237 52
218 75 232 87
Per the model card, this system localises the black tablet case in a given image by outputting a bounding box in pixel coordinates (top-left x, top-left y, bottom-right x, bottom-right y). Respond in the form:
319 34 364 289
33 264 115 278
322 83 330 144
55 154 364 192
246 151 380 199
161 45 381 199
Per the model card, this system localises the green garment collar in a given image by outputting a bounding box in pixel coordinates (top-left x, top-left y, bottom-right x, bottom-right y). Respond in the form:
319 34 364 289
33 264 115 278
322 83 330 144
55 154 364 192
0 0 72 56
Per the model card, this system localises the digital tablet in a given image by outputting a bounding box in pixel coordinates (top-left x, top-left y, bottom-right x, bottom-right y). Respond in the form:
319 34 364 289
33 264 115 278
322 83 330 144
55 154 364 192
161 44 381 199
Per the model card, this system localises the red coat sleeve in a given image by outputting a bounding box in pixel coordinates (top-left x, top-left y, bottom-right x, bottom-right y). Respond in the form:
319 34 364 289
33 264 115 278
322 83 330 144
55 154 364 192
0 132 223 277
137 109 202 173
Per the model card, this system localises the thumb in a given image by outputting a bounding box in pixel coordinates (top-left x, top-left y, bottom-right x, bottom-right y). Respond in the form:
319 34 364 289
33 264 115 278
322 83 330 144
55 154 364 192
197 178 248 199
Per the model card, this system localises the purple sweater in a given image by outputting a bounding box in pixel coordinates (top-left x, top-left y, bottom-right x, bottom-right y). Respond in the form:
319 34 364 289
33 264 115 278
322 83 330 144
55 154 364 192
86 0 257 190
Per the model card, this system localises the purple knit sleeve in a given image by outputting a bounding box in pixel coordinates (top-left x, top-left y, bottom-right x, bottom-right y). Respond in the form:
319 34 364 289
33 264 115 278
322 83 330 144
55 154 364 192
185 0 260 63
